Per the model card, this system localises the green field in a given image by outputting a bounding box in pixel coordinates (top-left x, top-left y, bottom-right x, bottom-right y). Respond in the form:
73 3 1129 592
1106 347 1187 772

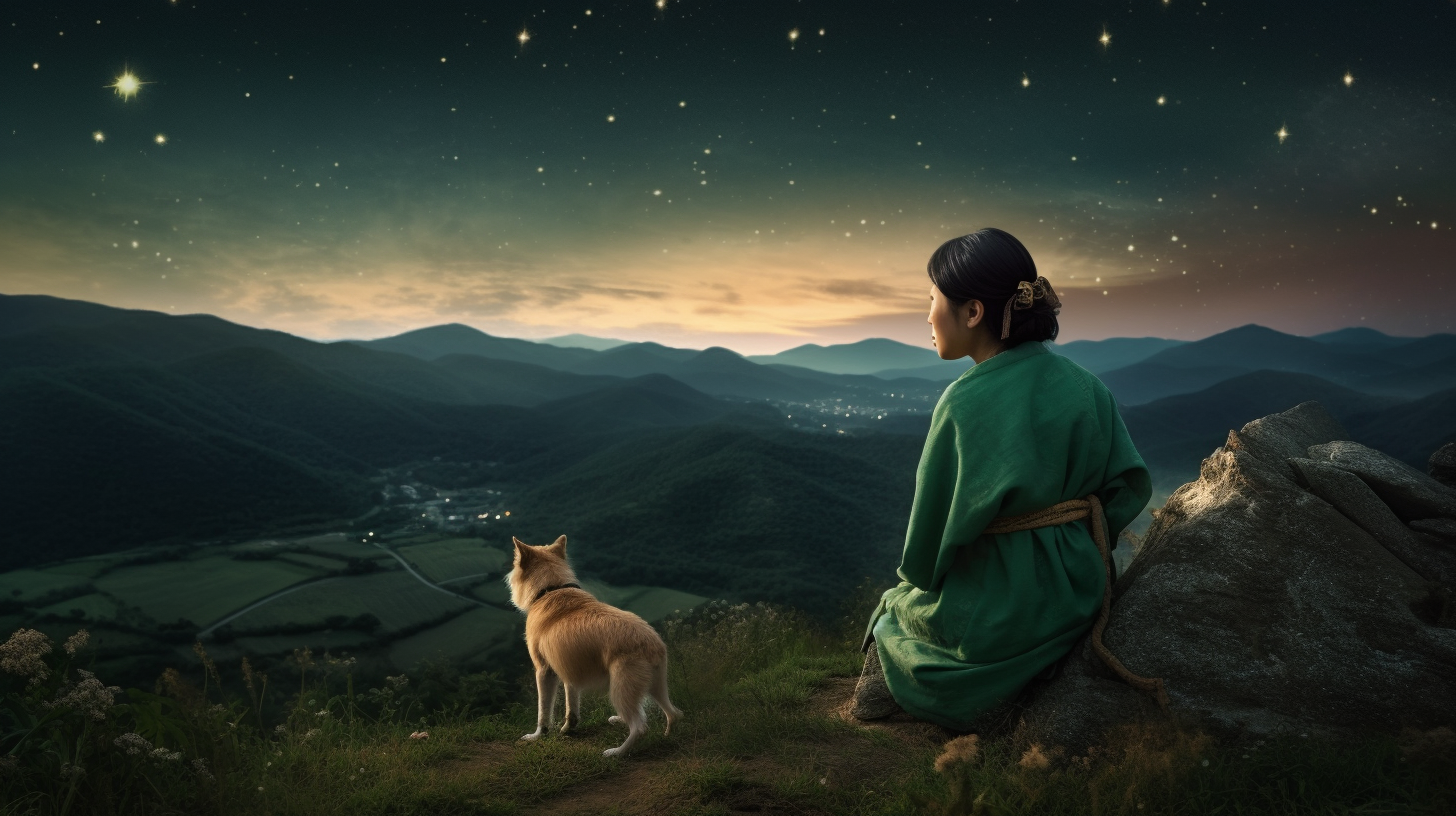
579 580 707 622
471 580 511 605
225 571 472 634
228 629 379 657
0 569 90 603
397 539 508 583
387 606 521 671
95 556 322 627
37 554 128 578
277 553 350 571
38 592 120 621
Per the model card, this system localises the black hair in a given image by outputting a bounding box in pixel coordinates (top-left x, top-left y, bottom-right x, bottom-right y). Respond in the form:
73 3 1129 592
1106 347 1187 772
926 227 1060 346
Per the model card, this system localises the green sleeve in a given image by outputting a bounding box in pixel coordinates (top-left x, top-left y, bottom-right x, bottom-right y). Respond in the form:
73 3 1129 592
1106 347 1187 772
1094 384 1153 543
895 382 1016 592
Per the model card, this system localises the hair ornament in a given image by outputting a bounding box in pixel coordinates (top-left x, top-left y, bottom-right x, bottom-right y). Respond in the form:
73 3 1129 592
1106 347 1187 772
1000 276 1062 340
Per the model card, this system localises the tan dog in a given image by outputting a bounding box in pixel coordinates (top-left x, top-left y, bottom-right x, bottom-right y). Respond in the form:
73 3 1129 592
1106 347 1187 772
508 535 681 757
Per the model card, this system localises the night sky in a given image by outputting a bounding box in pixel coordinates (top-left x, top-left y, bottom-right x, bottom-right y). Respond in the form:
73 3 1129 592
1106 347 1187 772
3 1 1453 353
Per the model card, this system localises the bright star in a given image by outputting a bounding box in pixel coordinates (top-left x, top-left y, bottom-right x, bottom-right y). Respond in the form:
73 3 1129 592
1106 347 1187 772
788 28 800 43
1157 95 1166 105
154 133 167 145
1099 29 1111 47
517 29 531 46
1343 71 1354 87
92 131 105 143
606 114 615 122
1021 73 1030 88
1276 124 1289 144
108 69 147 101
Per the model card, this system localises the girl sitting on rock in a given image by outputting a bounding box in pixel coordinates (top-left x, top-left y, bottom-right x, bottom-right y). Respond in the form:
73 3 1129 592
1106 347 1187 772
852 227 1158 729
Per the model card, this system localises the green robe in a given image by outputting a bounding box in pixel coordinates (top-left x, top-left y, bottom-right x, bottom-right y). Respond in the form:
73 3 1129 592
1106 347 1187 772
864 340 1151 731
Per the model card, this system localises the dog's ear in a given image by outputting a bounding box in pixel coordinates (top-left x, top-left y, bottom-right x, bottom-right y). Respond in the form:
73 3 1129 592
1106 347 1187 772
551 535 567 555
512 536 531 563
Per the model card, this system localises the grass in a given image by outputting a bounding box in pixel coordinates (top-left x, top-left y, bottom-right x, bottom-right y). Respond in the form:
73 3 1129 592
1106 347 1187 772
386 606 522 671
0 569 89 603
3 603 1453 815
36 592 120 621
580 580 708 623
224 570 471 634
397 539 509 584
96 556 323 626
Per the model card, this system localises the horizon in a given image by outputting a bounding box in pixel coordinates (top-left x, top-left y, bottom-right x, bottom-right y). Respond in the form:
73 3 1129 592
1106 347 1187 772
2 2 1452 354
2 289 1437 356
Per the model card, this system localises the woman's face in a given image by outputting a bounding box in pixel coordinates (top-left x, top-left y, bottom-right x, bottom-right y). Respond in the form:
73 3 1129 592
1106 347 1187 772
928 283 974 360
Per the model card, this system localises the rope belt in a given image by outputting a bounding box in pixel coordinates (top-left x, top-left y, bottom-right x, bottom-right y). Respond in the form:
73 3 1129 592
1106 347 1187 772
983 494 1170 710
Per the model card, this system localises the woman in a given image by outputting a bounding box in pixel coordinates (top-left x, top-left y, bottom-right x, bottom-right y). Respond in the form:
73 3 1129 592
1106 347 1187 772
852 227 1154 730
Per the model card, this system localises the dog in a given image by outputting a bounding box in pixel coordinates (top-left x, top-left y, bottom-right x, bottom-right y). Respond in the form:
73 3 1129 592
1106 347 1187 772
507 535 681 757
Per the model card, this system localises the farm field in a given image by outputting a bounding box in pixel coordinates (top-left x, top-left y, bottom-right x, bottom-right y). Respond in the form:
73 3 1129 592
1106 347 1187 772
0 531 707 681
95 555 322 627
387 605 522 671
0 568 90 603
397 538 509 583
225 570 471 634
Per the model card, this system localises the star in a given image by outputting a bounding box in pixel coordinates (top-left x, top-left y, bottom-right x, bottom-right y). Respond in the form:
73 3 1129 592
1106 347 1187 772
1276 124 1289 144
1343 71 1354 87
92 131 105 143
1021 73 1030 88
788 28 800 44
517 29 531 46
154 133 167 145
1157 95 1166 105
108 68 148 101
1099 29 1111 47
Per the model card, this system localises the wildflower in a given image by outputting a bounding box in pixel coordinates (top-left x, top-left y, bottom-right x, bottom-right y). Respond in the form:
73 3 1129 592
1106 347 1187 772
192 758 215 782
1201 759 1210 767
409 731 429 740
0 629 52 686
63 630 89 656
47 670 120 720
1019 744 1051 770
934 734 981 772
58 763 85 782
114 733 154 756
316 708 329 717
258 786 264 792
302 728 321 741
274 724 288 735
149 748 182 762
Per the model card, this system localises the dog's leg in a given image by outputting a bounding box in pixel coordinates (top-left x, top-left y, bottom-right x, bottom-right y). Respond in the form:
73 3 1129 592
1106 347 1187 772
561 683 581 734
521 665 560 741
648 659 682 736
603 661 650 758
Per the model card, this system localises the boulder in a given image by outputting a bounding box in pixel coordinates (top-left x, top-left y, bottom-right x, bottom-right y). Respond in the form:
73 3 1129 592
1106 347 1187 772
1432 443 1456 489
1307 440 1456 522
1412 518 1456 545
1223 401 1351 485
1288 458 1456 583
1017 402 1456 750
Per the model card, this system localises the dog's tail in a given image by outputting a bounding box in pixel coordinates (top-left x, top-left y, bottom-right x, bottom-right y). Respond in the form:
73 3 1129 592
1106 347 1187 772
650 659 681 736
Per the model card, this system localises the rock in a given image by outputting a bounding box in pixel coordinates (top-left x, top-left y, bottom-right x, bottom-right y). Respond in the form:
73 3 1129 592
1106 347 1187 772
1288 458 1456 583
1222 401 1351 485
1432 444 1456 489
1017 402 1456 749
1413 519 1456 545
1307 441 1456 522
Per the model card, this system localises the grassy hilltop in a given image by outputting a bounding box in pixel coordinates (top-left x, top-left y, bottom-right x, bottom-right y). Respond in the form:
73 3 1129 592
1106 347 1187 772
3 600 1452 815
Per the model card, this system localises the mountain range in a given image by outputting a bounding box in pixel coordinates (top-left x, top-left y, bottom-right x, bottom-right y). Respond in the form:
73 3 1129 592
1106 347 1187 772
2 292 1452 592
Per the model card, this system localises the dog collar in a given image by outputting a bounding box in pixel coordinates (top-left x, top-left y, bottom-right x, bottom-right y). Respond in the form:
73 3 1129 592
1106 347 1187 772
531 582 582 606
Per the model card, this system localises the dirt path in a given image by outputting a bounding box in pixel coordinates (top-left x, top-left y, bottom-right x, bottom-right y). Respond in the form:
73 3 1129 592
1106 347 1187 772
489 678 950 816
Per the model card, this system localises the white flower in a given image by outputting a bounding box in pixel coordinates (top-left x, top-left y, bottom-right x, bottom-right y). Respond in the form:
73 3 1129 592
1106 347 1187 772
0 629 53 686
